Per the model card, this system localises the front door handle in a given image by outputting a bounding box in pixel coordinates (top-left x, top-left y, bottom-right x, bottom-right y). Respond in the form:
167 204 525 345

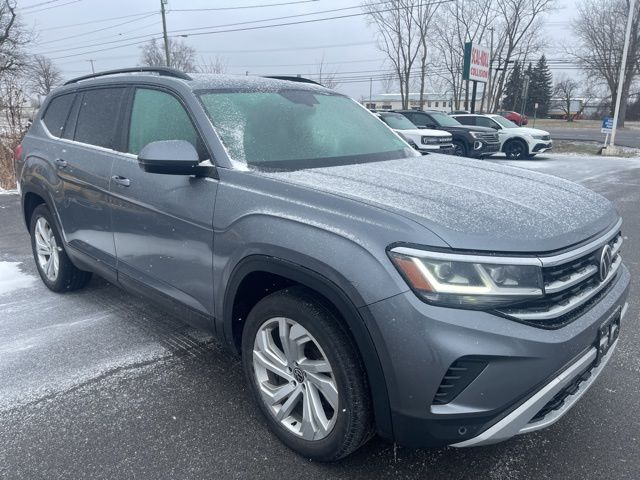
55 158 68 169
111 175 131 187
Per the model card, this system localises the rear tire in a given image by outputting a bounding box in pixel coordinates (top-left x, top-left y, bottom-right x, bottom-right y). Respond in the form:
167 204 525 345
30 204 92 292
242 286 374 461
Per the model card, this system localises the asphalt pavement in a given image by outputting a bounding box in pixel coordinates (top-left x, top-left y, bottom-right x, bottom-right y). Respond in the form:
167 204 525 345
1 153 639 480
541 125 640 149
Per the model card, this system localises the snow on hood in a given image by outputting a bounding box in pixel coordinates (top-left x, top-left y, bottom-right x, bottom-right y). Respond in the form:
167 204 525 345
257 155 617 252
395 128 451 138
505 126 550 136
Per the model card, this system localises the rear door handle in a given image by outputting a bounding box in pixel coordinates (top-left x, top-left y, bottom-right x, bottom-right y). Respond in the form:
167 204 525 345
111 175 130 187
55 158 68 169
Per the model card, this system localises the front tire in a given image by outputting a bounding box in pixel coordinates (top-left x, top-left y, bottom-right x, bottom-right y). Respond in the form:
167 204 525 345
504 139 529 159
242 287 373 461
30 204 92 292
452 140 467 157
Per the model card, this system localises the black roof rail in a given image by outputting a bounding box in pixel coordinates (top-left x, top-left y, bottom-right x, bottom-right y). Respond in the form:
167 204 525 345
64 67 192 86
263 75 323 86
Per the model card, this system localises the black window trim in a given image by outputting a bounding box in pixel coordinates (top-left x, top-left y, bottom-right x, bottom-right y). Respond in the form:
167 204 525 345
40 92 78 139
123 84 213 163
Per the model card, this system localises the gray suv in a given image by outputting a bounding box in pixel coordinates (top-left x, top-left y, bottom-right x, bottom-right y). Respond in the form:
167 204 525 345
15 67 630 461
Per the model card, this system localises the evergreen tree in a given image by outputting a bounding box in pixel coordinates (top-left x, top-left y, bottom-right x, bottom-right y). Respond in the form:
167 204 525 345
502 61 523 111
526 55 553 116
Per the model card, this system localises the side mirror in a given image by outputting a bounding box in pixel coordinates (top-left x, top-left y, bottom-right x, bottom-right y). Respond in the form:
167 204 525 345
426 124 437 129
138 140 202 175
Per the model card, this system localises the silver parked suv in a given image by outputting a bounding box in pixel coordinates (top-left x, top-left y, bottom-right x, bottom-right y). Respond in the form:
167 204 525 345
15 67 630 461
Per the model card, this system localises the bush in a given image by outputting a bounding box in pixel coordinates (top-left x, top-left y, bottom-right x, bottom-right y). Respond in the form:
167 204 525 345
0 130 25 190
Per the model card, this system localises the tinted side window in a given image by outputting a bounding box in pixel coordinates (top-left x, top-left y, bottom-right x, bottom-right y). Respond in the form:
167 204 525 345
42 93 75 138
128 88 204 158
455 116 474 126
75 88 125 149
476 117 499 129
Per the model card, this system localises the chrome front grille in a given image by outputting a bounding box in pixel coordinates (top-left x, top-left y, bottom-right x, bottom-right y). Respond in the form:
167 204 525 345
480 133 499 143
499 225 623 327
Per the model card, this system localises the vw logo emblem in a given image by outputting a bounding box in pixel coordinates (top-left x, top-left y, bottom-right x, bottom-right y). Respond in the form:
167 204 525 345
599 245 613 282
293 367 305 383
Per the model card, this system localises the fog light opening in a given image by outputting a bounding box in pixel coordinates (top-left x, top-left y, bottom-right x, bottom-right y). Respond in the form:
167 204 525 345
473 141 482 150
458 426 468 436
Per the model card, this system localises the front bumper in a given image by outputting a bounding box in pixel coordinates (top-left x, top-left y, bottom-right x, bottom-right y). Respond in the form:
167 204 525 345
362 265 630 448
419 144 454 155
470 141 500 157
532 140 553 153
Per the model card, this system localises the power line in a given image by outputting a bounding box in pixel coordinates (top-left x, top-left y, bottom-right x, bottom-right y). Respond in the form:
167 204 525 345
38 11 156 31
19 0 67 9
21 0 82 14
169 0 321 12
38 0 452 58
40 13 158 46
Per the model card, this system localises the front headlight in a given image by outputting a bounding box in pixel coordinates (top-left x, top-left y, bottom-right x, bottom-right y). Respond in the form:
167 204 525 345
388 247 543 309
532 134 548 140
470 132 484 139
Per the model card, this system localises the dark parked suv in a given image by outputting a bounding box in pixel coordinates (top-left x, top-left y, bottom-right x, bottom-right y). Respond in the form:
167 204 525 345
393 109 501 158
16 67 630 461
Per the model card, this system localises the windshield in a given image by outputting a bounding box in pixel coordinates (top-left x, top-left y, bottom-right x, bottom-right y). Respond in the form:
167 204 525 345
428 111 462 127
492 116 519 128
198 89 414 169
379 113 417 130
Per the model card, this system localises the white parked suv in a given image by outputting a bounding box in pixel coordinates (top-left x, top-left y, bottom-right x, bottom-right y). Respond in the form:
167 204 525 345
377 112 453 155
452 113 552 159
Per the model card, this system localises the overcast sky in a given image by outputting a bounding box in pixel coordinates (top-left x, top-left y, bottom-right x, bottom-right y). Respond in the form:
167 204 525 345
20 0 580 99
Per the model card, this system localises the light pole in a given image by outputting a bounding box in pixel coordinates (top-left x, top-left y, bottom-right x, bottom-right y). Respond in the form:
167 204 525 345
604 0 636 154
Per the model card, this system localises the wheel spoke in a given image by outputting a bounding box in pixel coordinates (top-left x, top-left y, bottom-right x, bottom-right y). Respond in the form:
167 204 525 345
288 323 312 363
278 318 294 364
299 358 331 374
254 350 292 381
301 388 317 440
36 219 48 241
306 382 331 434
36 243 50 255
45 257 54 278
306 372 338 409
276 387 302 421
260 381 297 406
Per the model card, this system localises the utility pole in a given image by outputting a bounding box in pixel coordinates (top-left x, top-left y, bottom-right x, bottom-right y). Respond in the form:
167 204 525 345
369 77 372 107
160 0 170 67
487 27 494 112
87 59 95 73
604 0 636 153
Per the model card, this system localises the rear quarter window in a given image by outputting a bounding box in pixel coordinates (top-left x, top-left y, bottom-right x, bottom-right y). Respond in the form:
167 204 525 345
42 93 75 138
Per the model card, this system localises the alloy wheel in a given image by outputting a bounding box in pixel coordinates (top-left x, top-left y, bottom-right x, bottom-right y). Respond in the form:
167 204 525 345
252 317 339 441
34 216 59 281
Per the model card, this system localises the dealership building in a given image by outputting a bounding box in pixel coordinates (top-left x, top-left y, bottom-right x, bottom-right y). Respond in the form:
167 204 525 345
363 93 455 112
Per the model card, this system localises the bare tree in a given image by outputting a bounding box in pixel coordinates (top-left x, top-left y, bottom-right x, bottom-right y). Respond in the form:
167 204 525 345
572 0 640 126
432 0 494 110
0 1 30 78
29 55 62 98
315 54 340 89
411 1 440 108
379 71 396 93
140 38 197 72
363 0 421 109
554 77 580 121
488 0 555 112
197 55 228 74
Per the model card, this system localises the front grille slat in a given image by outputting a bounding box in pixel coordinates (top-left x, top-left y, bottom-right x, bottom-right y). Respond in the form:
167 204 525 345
499 231 623 327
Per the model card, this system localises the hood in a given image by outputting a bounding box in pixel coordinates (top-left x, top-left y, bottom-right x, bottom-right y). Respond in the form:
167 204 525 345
397 128 451 138
505 127 549 136
256 156 617 253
